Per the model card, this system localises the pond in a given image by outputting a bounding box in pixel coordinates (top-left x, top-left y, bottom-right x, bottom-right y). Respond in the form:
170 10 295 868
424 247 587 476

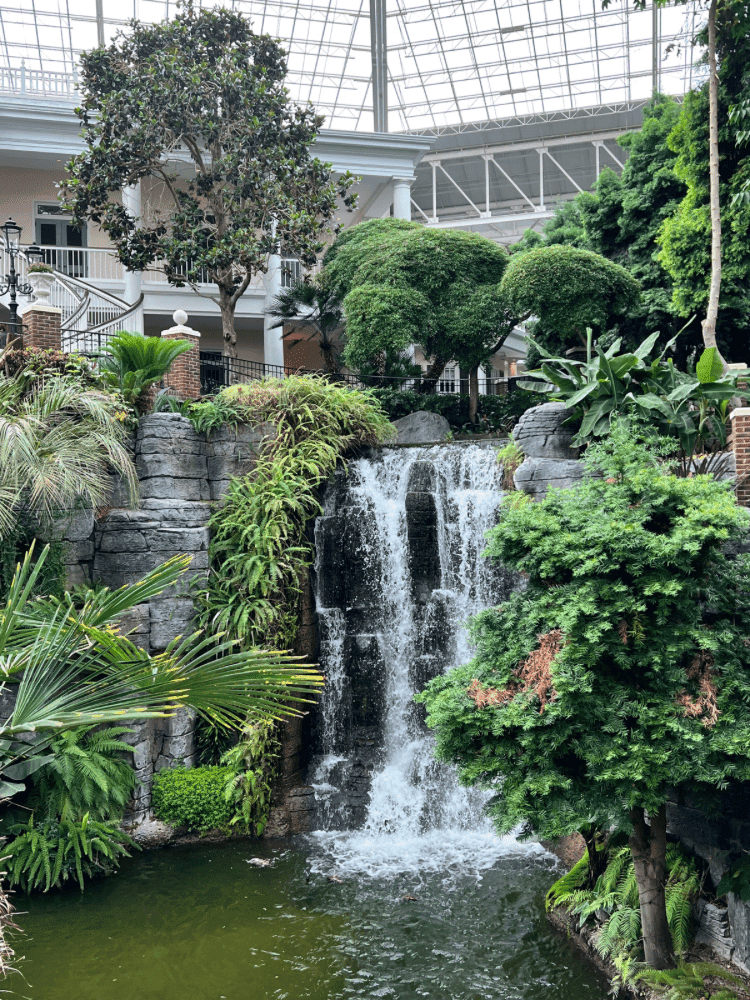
8 834 607 1000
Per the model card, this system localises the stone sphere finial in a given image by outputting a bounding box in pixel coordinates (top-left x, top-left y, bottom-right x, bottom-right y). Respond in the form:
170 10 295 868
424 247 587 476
173 308 188 327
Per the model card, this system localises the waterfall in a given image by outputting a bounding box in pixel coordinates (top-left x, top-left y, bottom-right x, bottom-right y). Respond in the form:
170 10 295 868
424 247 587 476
310 441 535 876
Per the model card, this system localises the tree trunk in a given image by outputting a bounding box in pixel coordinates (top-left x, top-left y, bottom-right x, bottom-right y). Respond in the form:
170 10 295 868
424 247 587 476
704 0 727 368
581 825 609 890
418 355 448 394
469 365 480 424
629 804 675 970
219 289 238 360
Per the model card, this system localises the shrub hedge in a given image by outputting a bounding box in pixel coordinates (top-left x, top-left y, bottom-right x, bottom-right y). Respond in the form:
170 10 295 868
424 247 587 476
152 766 233 833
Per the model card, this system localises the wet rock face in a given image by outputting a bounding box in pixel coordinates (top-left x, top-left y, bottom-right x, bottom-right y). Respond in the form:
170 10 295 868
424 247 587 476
309 443 521 831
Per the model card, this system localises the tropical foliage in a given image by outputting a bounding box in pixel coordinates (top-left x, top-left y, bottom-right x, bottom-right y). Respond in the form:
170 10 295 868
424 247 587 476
4 814 135 894
0 546 323 800
547 842 701 974
98 331 193 411
417 425 750 969
520 332 748 473
0 366 137 542
269 277 344 374
221 719 278 836
61 5 356 356
152 721 277 836
152 766 233 834
196 375 393 647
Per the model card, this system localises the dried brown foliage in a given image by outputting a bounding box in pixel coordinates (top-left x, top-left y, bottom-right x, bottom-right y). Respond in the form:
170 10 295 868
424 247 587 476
617 620 629 646
0 878 19 979
675 650 720 727
467 629 562 714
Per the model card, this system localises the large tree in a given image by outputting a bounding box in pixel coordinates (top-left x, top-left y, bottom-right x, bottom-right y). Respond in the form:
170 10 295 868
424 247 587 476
61 5 356 358
500 245 640 361
322 219 518 420
418 427 750 970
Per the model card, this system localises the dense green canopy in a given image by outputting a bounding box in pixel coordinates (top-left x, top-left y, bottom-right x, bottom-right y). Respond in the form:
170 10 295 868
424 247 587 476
500 246 640 350
321 219 516 374
61 6 355 357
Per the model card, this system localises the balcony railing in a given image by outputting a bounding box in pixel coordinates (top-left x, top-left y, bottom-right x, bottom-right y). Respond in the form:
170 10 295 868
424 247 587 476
0 65 78 100
16 246 307 290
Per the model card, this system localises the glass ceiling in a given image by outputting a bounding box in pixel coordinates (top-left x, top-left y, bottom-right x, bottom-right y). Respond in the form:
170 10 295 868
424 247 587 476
0 0 703 134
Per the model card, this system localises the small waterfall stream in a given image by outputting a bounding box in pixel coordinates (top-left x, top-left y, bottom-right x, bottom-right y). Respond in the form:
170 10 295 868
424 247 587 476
309 441 538 876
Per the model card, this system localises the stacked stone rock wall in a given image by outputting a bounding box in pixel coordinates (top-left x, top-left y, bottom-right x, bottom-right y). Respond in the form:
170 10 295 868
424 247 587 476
89 412 270 824
512 401 585 498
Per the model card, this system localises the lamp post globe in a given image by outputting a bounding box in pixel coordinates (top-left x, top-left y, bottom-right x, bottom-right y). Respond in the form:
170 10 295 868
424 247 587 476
0 219 36 348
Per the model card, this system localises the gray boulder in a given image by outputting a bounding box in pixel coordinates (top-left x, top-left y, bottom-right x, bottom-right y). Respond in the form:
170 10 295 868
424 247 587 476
514 401 579 459
514 457 587 498
392 410 451 444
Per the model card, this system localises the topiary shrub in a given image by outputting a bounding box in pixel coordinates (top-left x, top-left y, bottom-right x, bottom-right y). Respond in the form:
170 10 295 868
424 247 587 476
151 766 233 833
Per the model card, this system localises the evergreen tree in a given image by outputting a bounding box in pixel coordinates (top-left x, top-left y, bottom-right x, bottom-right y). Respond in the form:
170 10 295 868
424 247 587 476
418 426 750 970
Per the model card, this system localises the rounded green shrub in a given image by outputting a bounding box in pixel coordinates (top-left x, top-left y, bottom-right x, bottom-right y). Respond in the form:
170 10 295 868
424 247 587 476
151 766 233 833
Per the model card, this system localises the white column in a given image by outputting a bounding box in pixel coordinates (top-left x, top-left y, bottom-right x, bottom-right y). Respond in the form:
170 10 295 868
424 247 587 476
263 253 285 371
393 178 412 220
122 182 144 333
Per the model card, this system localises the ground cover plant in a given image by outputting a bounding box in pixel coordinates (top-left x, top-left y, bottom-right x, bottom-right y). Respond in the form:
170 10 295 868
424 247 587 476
417 423 750 970
152 722 277 836
195 374 393 647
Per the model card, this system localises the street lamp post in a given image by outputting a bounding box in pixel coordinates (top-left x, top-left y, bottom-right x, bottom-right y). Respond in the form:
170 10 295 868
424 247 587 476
0 218 45 348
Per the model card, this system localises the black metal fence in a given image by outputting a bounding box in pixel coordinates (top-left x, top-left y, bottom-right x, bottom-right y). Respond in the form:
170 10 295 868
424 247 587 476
199 352 521 398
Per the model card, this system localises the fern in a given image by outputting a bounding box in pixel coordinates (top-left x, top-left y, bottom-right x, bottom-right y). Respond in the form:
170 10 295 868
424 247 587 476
637 961 742 999
29 725 136 823
546 852 589 910
549 842 703 972
4 814 136 893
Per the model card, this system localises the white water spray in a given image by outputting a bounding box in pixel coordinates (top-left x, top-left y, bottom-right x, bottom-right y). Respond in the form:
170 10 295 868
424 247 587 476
311 442 540 876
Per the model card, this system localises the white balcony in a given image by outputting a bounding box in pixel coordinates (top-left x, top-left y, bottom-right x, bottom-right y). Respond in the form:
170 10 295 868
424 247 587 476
1 247 308 322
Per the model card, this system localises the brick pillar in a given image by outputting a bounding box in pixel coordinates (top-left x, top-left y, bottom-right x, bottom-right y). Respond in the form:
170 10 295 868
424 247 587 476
729 408 750 506
160 309 201 400
21 304 62 351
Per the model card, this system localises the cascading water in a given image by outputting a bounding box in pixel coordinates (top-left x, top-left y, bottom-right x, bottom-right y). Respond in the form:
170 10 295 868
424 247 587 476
309 441 540 877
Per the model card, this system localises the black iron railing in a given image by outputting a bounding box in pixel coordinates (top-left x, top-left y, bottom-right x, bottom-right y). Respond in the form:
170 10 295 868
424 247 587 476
199 352 521 398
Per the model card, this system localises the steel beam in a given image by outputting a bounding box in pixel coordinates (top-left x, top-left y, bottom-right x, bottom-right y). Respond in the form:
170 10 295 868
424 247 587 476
370 0 388 132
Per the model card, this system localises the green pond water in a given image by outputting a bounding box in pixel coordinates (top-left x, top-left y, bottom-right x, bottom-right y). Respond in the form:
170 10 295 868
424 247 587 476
7 837 608 1000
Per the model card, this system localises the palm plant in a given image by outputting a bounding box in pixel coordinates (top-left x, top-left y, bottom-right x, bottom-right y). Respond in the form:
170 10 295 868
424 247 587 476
0 372 138 542
0 547 324 798
98 331 193 411
269 277 344 374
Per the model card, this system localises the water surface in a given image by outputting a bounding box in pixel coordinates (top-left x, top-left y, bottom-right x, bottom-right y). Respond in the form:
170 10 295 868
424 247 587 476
9 838 607 1000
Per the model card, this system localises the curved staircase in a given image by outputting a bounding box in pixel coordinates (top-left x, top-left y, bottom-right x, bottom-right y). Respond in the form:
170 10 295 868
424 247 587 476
1 248 142 353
